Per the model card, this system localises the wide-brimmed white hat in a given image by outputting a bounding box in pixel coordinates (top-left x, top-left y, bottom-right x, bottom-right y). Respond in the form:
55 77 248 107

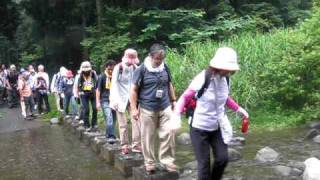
210 47 240 71
80 61 92 72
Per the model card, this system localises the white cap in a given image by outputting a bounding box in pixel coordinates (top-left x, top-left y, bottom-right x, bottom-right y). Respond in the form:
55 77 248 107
209 47 240 71
10 64 16 70
80 61 92 72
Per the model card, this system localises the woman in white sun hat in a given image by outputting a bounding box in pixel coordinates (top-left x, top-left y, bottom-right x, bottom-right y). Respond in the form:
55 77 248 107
173 47 249 180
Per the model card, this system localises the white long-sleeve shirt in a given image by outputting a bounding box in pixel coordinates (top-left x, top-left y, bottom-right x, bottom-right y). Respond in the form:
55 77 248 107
109 63 136 112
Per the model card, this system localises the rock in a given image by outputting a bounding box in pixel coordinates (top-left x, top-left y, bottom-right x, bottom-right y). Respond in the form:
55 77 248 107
303 157 320 180
310 150 320 159
183 161 197 171
255 146 280 163
274 165 291 177
228 148 242 162
91 136 108 154
304 129 320 140
50 118 59 124
313 135 320 144
100 143 121 165
288 160 306 171
308 121 320 130
114 152 144 177
291 168 303 177
229 137 246 146
132 164 179 180
177 133 191 145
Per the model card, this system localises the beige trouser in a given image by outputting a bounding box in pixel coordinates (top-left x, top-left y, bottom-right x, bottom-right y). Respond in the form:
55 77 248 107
116 107 141 149
54 92 62 111
140 106 175 168
21 101 26 118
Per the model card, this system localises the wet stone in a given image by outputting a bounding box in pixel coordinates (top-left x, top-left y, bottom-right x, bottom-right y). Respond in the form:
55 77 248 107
71 123 79 134
114 152 144 177
76 126 85 140
308 121 320 130
100 143 121 165
50 118 59 124
177 133 191 145
228 148 242 162
274 165 291 177
83 131 103 146
255 146 280 163
304 129 320 140
90 136 108 154
133 164 179 180
313 135 320 144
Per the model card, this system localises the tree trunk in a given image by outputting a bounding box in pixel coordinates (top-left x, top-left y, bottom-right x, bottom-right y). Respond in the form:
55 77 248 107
96 0 102 34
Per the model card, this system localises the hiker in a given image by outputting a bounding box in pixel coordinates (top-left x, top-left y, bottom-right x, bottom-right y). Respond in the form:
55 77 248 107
173 47 249 180
110 48 141 155
5 65 19 108
73 70 81 122
35 64 50 114
18 71 35 120
0 68 7 104
59 70 78 119
96 60 117 143
28 64 38 111
130 44 178 173
77 61 98 131
51 67 67 112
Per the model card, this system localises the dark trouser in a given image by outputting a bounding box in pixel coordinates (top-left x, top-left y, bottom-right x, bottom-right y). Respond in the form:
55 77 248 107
8 88 19 108
24 96 34 116
80 94 97 128
37 92 50 113
190 127 228 180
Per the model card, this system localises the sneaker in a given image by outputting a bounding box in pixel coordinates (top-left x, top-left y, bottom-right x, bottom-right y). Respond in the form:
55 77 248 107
75 116 80 120
121 147 129 155
107 137 117 144
65 115 71 118
161 163 178 172
78 120 84 125
132 145 142 153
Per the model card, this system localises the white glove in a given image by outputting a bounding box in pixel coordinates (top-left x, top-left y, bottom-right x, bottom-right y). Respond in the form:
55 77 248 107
61 93 65 98
168 113 181 133
237 107 249 118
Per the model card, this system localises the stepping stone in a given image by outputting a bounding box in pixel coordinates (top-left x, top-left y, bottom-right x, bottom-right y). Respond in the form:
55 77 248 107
114 152 144 177
90 136 108 154
100 142 121 165
133 164 179 180
82 131 103 146
71 122 79 134
76 126 85 140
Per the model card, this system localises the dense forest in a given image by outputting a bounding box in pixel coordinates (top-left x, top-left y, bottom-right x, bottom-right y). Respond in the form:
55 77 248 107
0 0 312 71
1 0 319 129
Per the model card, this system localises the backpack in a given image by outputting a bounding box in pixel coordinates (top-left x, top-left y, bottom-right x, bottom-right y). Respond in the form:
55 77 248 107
118 63 137 80
185 68 229 118
37 76 48 94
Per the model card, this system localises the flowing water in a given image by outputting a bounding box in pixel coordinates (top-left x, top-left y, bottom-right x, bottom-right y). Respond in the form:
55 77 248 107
1 105 319 180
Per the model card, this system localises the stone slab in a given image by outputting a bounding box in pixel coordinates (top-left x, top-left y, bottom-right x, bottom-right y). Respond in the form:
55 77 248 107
90 136 108 154
133 164 179 180
100 143 121 165
82 131 103 146
114 152 144 177
76 126 85 140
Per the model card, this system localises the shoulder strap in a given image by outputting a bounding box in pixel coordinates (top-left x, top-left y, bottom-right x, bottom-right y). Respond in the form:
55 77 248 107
196 68 211 99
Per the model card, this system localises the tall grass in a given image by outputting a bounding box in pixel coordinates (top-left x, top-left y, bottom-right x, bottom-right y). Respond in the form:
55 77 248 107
166 29 305 130
167 29 293 110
